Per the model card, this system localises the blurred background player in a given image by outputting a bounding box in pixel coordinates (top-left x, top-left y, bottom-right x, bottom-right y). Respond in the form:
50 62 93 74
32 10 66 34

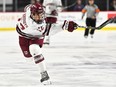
82 0 100 38
43 0 63 44
16 2 77 85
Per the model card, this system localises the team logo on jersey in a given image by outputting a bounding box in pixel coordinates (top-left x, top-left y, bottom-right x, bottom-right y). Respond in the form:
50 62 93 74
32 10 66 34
37 26 45 32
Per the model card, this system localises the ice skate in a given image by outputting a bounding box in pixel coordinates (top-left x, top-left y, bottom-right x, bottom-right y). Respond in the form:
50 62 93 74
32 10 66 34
84 35 88 38
40 71 51 85
91 34 93 38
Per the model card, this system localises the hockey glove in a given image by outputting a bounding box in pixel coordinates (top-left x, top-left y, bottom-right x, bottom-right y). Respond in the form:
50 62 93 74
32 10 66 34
62 20 78 32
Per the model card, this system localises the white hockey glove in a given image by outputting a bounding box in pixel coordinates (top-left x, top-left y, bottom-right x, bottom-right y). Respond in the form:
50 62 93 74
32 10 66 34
62 20 78 32
45 4 58 16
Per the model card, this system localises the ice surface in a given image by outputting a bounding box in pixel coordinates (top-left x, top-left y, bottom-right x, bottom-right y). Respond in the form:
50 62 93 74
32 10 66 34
0 30 116 87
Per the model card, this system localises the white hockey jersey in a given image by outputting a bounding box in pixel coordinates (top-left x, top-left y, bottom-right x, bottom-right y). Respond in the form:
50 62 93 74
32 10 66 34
16 7 64 39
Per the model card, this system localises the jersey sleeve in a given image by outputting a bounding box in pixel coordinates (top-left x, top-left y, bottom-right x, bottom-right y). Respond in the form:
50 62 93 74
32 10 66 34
49 23 63 36
82 5 87 13
94 4 100 17
95 5 100 13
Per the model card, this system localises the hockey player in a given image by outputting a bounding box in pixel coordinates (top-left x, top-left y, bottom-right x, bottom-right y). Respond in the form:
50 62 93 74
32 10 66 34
16 3 77 85
43 0 63 44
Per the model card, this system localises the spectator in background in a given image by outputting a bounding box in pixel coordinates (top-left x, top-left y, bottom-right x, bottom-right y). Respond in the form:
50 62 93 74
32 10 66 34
110 0 116 11
82 0 100 38
73 0 84 11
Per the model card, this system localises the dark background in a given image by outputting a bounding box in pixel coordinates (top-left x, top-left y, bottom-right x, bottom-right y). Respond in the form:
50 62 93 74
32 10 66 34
0 0 115 12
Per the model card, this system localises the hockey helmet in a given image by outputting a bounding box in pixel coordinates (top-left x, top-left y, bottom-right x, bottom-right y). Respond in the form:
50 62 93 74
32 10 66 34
30 3 45 23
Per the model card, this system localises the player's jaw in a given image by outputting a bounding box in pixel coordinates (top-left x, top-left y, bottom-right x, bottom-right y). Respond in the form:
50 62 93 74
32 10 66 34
31 13 45 24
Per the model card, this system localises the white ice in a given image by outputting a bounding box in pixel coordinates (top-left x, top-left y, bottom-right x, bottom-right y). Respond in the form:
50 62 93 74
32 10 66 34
0 30 116 87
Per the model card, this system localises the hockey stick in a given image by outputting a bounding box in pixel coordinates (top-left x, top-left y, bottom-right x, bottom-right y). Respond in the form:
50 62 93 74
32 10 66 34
42 1 77 11
57 2 77 10
95 16 116 30
76 16 116 30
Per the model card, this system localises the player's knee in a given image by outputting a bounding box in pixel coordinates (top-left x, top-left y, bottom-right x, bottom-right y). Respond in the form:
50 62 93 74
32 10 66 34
29 44 44 64
29 44 42 56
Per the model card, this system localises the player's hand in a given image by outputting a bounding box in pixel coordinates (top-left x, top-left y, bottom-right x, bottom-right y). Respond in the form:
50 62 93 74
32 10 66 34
62 20 78 32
